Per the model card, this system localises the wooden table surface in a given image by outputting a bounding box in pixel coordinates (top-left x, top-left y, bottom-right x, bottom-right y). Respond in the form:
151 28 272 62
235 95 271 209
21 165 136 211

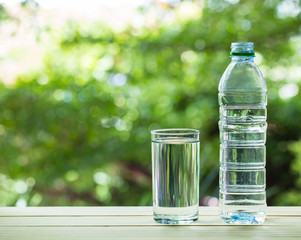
0 207 300 240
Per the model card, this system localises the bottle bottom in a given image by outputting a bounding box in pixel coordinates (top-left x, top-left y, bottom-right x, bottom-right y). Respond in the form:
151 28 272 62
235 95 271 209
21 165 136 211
219 190 266 224
220 209 266 224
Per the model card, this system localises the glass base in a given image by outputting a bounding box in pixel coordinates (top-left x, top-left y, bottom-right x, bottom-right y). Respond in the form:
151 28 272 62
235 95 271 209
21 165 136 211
154 214 198 225
153 205 199 225
220 211 265 225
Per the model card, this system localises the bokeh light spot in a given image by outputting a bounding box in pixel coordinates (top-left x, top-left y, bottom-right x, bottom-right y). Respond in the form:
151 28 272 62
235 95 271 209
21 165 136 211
65 170 79 182
108 73 127 87
93 171 111 185
279 83 299 99
16 198 27 207
15 181 28 194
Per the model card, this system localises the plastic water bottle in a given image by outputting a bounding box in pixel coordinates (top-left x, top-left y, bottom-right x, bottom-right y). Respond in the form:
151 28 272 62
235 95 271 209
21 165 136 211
218 42 267 224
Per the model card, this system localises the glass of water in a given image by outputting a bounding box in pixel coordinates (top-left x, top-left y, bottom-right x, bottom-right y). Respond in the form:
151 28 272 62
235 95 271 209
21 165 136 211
151 129 200 224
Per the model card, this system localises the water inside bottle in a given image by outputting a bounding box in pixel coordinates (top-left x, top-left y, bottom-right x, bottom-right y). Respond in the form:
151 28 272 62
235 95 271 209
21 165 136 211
219 92 267 224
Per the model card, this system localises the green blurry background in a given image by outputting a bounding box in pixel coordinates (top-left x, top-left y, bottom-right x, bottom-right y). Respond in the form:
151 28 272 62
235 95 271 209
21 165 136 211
0 0 301 206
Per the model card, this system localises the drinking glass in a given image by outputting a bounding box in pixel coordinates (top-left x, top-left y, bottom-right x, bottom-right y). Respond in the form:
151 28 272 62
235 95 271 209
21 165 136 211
151 129 200 224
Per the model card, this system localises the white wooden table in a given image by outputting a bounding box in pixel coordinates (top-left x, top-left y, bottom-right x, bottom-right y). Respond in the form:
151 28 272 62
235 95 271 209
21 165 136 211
0 207 300 239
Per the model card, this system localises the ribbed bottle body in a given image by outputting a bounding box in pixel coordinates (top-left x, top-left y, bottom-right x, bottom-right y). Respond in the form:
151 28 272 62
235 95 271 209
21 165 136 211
218 91 267 224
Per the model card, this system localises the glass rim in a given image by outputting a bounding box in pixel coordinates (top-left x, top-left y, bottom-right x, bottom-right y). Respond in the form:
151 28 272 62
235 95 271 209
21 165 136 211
151 128 200 136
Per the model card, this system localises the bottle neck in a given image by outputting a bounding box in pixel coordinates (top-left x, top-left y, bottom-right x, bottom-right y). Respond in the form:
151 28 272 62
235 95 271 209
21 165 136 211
231 56 254 62
230 42 255 62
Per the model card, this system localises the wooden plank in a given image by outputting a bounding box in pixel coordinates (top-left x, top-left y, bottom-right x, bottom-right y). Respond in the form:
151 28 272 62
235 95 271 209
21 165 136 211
0 206 152 216
0 215 300 227
0 215 228 226
0 207 300 217
267 207 301 216
0 226 301 240
0 207 218 216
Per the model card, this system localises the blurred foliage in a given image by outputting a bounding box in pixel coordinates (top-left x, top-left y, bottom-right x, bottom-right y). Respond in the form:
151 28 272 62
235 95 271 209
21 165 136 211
0 0 301 206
